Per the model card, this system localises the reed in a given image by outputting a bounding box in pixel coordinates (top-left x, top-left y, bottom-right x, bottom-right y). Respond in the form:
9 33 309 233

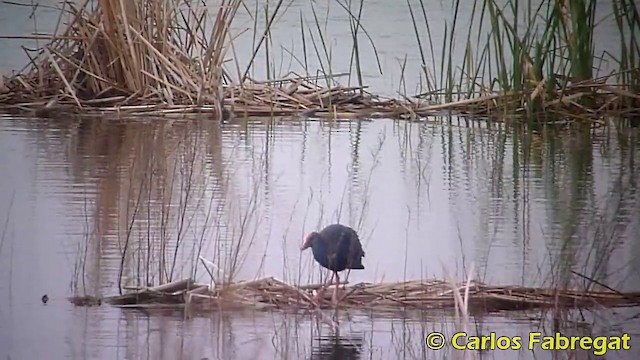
446 264 475 360
0 191 14 256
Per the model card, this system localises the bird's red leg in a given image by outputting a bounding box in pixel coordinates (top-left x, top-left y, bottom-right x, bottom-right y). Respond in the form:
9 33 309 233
332 272 340 306
313 272 334 304
345 269 352 289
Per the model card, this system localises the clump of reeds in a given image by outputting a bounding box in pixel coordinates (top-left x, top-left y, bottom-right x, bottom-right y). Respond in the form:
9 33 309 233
0 0 241 117
410 0 640 122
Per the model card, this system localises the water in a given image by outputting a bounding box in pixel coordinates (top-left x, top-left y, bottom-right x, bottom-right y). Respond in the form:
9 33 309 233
1 1 640 359
1 114 639 359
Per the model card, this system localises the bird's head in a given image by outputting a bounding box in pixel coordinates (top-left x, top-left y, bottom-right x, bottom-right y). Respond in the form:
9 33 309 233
300 232 318 251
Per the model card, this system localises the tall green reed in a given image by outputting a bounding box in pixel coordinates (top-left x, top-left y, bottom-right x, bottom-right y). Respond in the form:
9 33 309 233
410 0 640 117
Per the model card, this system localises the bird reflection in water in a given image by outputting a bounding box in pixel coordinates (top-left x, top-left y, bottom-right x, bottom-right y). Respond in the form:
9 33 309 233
310 333 363 360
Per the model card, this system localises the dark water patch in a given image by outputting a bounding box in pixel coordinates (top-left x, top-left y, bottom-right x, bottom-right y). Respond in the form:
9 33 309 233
311 333 364 360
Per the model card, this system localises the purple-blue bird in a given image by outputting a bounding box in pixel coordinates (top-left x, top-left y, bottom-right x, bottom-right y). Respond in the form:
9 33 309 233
301 224 365 305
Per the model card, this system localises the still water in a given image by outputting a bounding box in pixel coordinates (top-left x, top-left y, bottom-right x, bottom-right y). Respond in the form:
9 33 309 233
1 0 640 359
0 114 639 359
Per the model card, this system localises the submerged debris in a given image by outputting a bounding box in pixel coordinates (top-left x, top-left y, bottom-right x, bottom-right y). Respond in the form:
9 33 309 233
68 295 102 307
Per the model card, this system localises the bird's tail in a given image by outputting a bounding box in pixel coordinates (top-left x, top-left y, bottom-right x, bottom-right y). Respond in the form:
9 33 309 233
351 258 365 270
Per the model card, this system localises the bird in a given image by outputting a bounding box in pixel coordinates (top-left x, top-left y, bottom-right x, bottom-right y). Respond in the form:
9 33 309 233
300 224 365 306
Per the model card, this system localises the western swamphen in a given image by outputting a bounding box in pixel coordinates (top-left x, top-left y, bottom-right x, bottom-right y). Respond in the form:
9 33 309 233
300 224 365 305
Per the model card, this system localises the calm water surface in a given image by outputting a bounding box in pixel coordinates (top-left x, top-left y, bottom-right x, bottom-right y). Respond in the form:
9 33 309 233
1 1 640 359
0 114 639 359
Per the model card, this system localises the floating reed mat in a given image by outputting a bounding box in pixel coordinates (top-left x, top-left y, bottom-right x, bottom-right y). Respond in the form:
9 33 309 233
71 277 640 312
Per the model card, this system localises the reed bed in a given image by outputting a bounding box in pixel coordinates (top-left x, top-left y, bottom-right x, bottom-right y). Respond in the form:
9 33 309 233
0 0 427 120
80 276 640 313
0 72 427 119
5 0 639 123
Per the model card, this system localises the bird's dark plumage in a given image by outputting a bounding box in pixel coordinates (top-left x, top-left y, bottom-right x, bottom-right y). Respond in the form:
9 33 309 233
302 224 365 272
